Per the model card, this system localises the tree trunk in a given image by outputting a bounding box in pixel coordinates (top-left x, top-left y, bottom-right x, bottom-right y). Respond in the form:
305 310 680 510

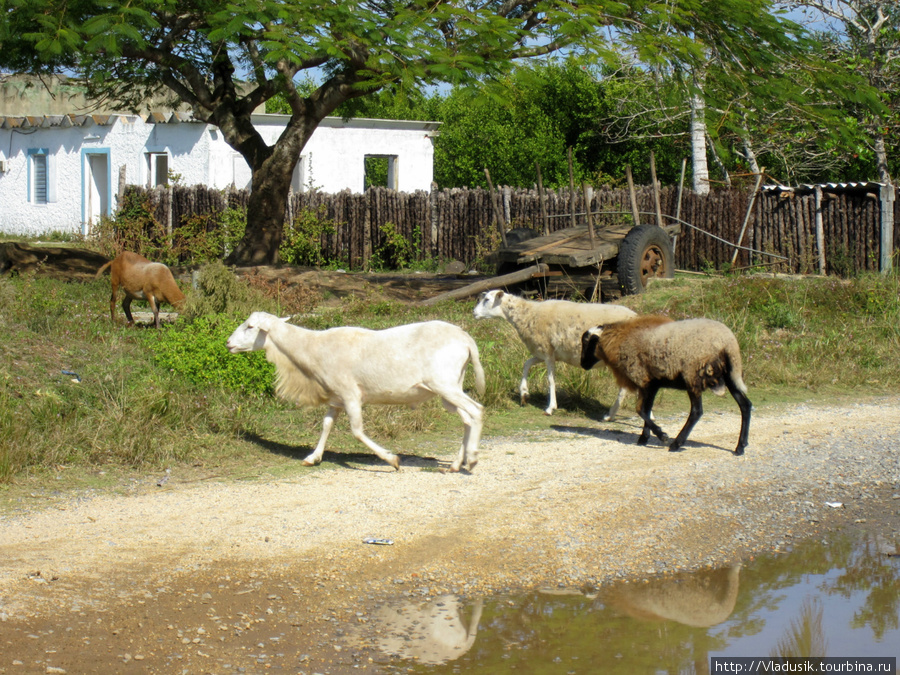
224 116 313 266
874 132 892 185
690 88 710 196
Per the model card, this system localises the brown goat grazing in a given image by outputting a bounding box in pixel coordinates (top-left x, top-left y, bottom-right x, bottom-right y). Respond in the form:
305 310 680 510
95 252 185 328
580 315 751 455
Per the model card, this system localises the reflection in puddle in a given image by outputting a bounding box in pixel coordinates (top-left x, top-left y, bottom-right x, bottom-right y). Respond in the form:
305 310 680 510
371 595 483 664
365 530 900 672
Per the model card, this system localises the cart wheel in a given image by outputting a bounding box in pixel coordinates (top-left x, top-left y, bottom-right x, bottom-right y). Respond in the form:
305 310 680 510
617 224 675 295
494 228 540 276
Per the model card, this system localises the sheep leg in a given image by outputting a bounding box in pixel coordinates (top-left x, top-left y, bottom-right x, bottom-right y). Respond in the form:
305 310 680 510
636 384 670 446
668 390 704 452
727 379 752 456
519 356 541 406
543 357 558 415
122 296 135 325
602 386 628 422
302 406 341 466
442 394 484 472
147 294 160 329
344 402 401 470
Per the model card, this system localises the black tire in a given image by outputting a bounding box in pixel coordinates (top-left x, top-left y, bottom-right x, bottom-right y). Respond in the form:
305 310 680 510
617 224 675 295
494 228 540 276
504 227 540 246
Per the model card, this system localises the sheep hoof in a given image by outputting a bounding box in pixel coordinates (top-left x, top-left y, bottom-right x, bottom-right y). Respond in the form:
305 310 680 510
668 443 683 452
387 456 401 471
301 459 318 467
543 409 554 416
733 446 746 456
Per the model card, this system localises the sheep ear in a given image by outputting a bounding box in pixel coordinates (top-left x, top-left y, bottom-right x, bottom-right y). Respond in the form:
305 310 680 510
279 316 290 322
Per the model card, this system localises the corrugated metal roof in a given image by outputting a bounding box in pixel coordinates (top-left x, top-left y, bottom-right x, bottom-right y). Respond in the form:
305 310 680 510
762 181 887 194
0 112 202 129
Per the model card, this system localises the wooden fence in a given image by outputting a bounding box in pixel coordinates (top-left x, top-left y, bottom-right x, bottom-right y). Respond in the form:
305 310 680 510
131 182 898 275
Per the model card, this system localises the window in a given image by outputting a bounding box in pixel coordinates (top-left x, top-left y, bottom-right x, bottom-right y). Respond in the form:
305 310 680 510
364 155 398 190
27 149 55 204
147 152 169 187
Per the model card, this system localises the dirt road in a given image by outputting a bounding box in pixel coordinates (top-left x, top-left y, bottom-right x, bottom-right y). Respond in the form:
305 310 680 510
1 397 899 674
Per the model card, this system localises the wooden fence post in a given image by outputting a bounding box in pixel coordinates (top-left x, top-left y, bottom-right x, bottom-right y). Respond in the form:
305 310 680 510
535 162 549 235
567 147 576 229
484 168 508 247
880 183 895 274
731 169 765 267
626 165 641 227
814 185 826 274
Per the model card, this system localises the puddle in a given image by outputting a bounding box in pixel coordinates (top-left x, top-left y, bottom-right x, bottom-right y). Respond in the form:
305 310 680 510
365 529 900 672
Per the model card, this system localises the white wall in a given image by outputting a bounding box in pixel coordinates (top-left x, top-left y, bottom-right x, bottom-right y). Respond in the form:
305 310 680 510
0 114 438 237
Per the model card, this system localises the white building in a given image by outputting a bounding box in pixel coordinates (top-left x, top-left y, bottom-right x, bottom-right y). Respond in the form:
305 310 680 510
0 112 439 237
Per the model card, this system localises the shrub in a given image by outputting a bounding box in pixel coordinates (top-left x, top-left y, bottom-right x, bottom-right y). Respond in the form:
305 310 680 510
150 315 274 396
279 206 344 267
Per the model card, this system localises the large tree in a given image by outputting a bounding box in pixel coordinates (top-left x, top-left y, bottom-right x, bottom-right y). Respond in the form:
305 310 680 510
789 1 899 184
1 0 822 263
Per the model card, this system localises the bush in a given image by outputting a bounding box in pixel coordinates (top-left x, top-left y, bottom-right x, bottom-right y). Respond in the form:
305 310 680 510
150 315 274 396
279 207 345 267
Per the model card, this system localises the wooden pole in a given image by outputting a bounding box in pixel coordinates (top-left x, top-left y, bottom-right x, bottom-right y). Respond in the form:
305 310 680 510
672 157 687 255
567 147 577 229
650 151 663 228
484 168 508 247
814 185 826 274
731 168 765 266
626 165 641 227
419 263 550 306
880 183 895 274
535 161 549 235
582 182 597 247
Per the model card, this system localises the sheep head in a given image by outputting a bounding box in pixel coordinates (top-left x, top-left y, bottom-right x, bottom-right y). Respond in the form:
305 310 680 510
226 312 290 353
580 325 607 370
472 290 506 320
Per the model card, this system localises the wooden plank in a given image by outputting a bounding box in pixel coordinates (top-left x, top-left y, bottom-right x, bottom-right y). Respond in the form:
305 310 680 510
418 263 550 306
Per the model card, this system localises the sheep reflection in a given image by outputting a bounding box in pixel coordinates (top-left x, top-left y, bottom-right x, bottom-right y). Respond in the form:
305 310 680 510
370 594 483 664
603 563 742 627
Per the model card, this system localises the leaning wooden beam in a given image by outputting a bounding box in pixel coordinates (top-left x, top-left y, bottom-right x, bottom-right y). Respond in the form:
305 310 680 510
418 263 550 306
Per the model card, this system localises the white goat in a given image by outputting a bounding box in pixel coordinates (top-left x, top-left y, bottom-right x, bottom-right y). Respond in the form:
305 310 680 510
473 289 637 418
226 312 485 472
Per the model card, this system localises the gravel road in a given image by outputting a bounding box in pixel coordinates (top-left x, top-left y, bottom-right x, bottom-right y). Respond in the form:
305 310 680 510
1 396 899 673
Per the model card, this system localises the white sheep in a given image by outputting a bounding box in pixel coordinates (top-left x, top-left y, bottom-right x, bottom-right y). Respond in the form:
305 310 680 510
580 315 752 455
226 312 485 472
473 289 637 418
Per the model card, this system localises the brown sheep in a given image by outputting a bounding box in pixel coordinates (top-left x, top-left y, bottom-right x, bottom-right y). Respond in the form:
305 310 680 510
580 315 751 455
95 252 185 328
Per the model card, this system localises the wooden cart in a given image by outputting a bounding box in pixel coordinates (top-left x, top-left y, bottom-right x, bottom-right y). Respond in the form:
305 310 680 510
493 220 680 296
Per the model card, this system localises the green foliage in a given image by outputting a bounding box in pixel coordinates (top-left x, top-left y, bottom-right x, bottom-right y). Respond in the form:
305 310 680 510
149 315 274 396
91 189 169 262
181 260 278 320
278 207 344 268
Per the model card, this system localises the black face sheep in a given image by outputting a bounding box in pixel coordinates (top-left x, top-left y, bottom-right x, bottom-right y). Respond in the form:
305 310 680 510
226 312 485 472
95 251 185 328
580 315 752 455
473 289 637 419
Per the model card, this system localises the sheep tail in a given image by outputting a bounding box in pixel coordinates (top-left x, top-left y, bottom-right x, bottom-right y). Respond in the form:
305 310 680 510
469 340 486 398
94 260 113 279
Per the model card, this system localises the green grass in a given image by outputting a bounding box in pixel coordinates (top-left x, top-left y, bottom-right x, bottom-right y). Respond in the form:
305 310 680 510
1 269 899 490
